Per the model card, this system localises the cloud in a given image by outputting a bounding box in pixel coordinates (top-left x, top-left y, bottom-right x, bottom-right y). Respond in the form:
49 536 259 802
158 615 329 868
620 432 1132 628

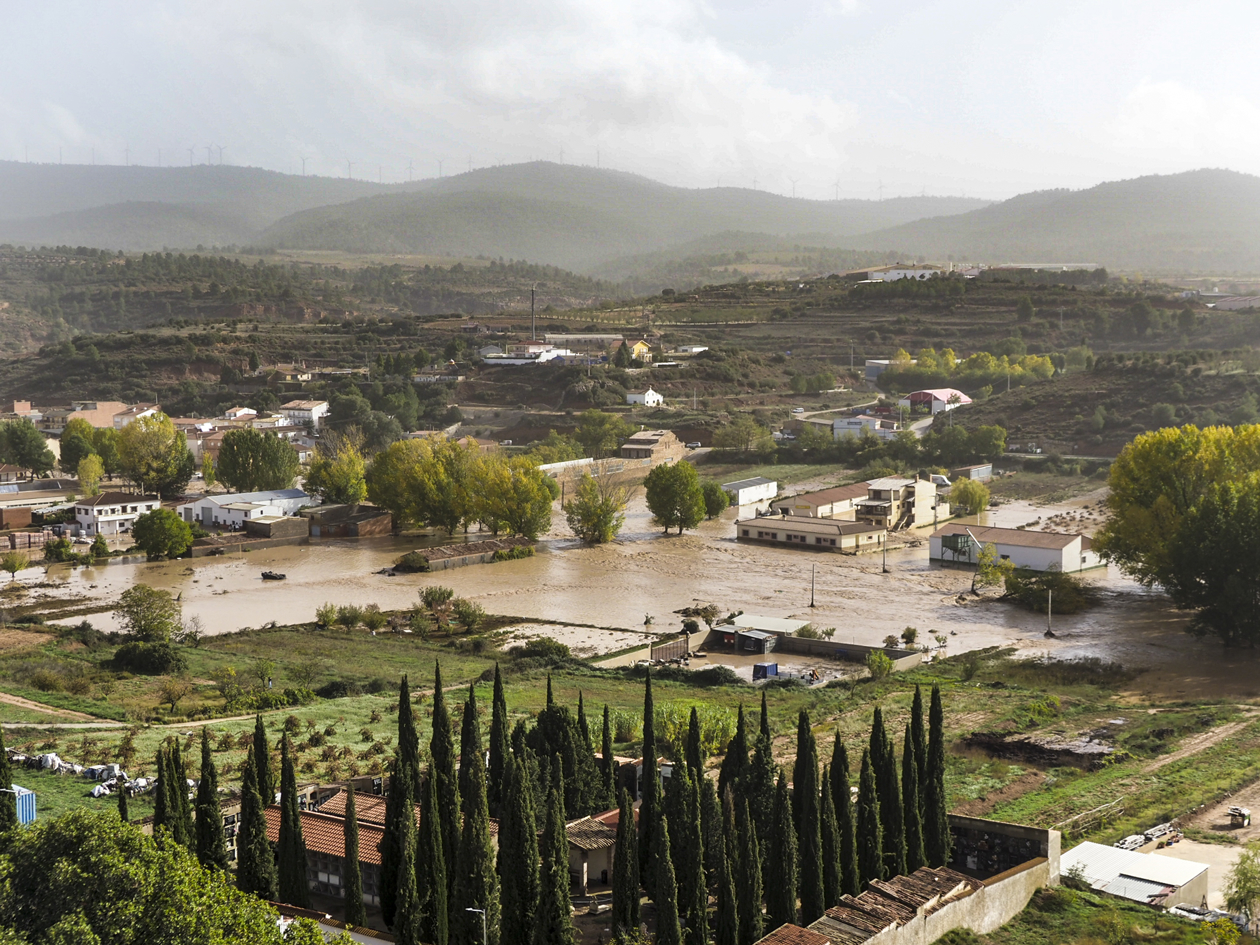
1113 78 1260 168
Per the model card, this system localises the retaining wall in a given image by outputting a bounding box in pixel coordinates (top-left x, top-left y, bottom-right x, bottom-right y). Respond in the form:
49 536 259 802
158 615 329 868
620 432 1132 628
772 635 923 671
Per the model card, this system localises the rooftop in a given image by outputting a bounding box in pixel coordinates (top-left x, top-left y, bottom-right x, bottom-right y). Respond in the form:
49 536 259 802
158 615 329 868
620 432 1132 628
740 517 883 536
264 807 386 865
754 924 832 945
565 817 617 851
75 492 158 507
867 477 915 490
723 477 777 490
1060 841 1207 890
730 614 812 635
931 522 1084 551
280 400 328 410
772 482 870 506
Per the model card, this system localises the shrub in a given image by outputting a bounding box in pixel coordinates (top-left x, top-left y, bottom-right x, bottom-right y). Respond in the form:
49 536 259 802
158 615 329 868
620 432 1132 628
316 679 362 699
314 603 337 629
509 637 572 663
361 606 388 632
611 710 641 742
223 687 313 712
1004 567 1099 614
452 598 485 632
866 650 893 680
393 551 430 573
336 605 363 630
29 669 62 692
491 546 534 562
900 626 918 645
422 585 455 610
111 641 188 675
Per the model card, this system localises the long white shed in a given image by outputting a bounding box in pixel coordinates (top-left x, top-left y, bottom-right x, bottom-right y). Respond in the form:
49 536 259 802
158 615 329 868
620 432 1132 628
929 523 1102 572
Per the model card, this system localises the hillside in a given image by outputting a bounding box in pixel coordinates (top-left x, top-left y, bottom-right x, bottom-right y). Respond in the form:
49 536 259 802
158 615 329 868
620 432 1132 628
261 162 987 271
849 168 1260 272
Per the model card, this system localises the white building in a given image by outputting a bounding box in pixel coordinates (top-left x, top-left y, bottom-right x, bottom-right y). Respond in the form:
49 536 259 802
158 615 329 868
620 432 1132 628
899 388 973 415
721 477 778 507
626 388 665 407
221 406 257 421
1060 841 1208 910
279 400 330 430
930 523 1102 572
112 404 161 429
74 492 160 536
176 488 313 528
865 265 944 282
214 502 286 529
674 345 709 354
770 482 870 519
834 415 903 441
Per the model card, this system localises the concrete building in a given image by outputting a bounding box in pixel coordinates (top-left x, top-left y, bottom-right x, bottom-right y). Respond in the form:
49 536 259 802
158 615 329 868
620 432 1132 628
930 523 1102 572
214 502 286 529
674 344 709 354
625 387 665 407
856 477 946 530
722 476 778 507
1060 841 1208 909
848 264 945 282
952 463 994 482
770 482 870 519
74 492 160 536
36 400 129 434
176 489 312 527
112 404 160 428
619 429 685 464
279 400 330 430
737 516 886 553
833 414 903 441
899 388 973 415
566 816 618 894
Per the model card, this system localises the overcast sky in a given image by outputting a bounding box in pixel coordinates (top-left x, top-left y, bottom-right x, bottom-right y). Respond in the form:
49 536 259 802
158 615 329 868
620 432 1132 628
3 0 1258 200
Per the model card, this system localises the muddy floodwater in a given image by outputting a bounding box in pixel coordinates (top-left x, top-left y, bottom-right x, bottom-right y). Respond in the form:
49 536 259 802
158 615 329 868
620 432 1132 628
20 489 1260 699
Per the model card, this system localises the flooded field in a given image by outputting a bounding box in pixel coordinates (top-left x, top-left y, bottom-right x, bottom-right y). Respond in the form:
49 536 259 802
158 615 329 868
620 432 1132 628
13 488 1260 699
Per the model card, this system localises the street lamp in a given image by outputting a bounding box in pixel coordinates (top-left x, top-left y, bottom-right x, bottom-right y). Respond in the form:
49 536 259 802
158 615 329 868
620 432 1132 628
466 907 487 945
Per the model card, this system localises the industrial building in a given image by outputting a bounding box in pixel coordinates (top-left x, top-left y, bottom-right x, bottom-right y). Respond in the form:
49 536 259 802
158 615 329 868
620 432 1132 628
929 523 1102 572
736 516 886 553
1059 841 1208 910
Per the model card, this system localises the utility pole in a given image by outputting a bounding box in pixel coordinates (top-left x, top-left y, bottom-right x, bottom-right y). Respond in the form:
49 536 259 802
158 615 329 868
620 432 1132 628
217 146 225 165
789 178 798 199
810 564 816 607
1046 590 1053 636
468 155 472 173
530 286 536 341
834 178 840 201
882 537 889 574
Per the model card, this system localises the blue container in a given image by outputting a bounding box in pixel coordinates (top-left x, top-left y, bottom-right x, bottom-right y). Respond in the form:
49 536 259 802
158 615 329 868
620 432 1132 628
12 785 35 825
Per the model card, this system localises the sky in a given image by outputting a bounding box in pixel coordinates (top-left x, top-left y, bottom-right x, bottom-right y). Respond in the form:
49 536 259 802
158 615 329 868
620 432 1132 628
3 0 1259 200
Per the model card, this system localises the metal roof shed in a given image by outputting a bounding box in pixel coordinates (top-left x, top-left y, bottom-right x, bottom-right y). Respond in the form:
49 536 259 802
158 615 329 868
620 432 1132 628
731 614 811 635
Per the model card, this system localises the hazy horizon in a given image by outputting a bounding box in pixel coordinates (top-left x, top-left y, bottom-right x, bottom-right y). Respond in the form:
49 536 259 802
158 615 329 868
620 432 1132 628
5 1 1259 202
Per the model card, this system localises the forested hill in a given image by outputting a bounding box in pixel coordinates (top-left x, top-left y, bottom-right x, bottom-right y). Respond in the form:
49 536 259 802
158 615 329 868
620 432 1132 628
846 169 1260 272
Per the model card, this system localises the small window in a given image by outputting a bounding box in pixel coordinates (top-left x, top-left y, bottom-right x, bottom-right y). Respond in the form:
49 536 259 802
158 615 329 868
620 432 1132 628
830 539 836 546
771 533 778 540
742 529 750 537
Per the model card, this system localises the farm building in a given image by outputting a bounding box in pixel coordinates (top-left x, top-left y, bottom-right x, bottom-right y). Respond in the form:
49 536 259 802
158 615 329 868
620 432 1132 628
736 516 886 553
722 476 778 507
898 388 973 414
625 387 664 407
952 463 993 482
770 482 869 519
930 523 1102 572
1060 841 1208 909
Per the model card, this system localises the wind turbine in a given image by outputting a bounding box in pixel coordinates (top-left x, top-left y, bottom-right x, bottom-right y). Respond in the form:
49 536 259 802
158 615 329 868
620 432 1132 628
346 160 355 180
300 156 307 176
788 177 798 199
186 148 194 166
216 146 226 165
437 159 443 177
834 178 841 201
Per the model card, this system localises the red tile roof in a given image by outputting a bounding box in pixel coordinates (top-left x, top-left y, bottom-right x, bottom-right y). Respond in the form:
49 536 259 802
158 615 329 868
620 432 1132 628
755 924 831 945
264 807 385 865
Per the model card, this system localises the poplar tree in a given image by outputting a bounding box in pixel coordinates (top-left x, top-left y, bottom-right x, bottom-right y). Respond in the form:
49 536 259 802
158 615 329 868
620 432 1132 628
735 797 763 945
0 726 15 830
612 788 641 939
794 711 825 924
856 749 884 886
924 684 952 868
654 815 683 945
600 704 616 809
237 744 278 900
717 705 749 800
830 735 860 896
195 727 228 870
488 664 509 815
910 685 927 790
820 764 841 909
253 714 274 805
685 707 703 777
639 672 661 895
766 773 798 930
902 724 925 873
499 756 539 945
534 782 576 945
870 708 905 878
117 778 130 822
430 661 459 889
393 776 422 945
715 792 738 945
419 769 449 945
343 788 367 929
454 687 500 945
170 741 195 849
277 735 310 907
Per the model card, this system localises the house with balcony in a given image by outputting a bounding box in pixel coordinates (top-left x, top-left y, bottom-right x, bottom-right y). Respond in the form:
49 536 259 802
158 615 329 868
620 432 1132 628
854 476 948 530
74 492 160 536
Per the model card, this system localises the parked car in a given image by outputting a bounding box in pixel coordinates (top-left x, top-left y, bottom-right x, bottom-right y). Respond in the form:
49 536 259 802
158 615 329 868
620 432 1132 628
686 441 702 449
792 407 805 414
930 474 951 487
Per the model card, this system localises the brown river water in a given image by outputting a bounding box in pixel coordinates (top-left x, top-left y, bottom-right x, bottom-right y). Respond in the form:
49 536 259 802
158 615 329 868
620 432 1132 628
19 491 1260 699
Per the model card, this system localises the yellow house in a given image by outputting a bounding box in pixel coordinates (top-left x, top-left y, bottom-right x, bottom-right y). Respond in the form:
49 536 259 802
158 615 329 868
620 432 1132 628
630 340 653 362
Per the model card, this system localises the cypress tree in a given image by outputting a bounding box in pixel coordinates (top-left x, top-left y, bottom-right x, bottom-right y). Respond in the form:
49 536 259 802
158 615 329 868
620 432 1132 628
277 735 311 907
681 772 707 945
924 684 952 868
488 664 509 815
717 704 749 801
746 730 777 874
820 764 841 909
735 797 763 945
419 768 449 945
654 815 683 945
498 756 539 945
830 735 860 896
430 661 459 892
0 726 15 831
759 691 770 740
383 674 422 929
237 744 278 900
600 704 616 809
910 685 927 792
151 747 170 836
870 708 905 878
170 741 195 849
459 682 480 816
794 711 825 924
195 727 228 870
639 671 660 896
714 792 738 945
393 775 422 945
253 714 273 805
343 788 367 929
685 706 703 777
663 764 689 898
612 788 641 939
577 690 591 748
766 773 798 930
534 782 576 945
546 673 555 708
701 775 723 878
902 724 925 873
397 675 421 781
117 777 130 823
453 688 500 945
856 749 884 886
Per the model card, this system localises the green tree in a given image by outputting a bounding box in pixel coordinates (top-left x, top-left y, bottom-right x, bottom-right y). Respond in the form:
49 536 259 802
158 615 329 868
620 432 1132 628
0 551 29 582
574 410 633 459
306 439 369 505
343 788 367 929
216 428 301 493
429 662 459 895
132 508 194 560
564 471 629 543
856 748 884 885
765 773 798 929
923 685 951 868
534 781 577 945
116 584 182 642
717 705 749 801
910 687 927 795
488 665 510 814
644 461 705 535
820 765 842 908
639 673 661 895
654 814 683 945
419 768 449 945
195 728 228 870
746 730 777 873
830 736 860 896
117 413 195 498
901 724 925 873
1225 847 1260 933
61 432 97 477
237 744 279 901
1015 295 1035 321
92 427 122 477
715 793 738 945
453 686 500 945
475 455 553 539
870 708 905 878
701 481 730 519
612 787 641 940
972 541 1015 594
0 419 55 477
735 797 763 945
949 478 989 516
253 714 275 807
712 416 769 452
600 704 617 810
278 735 311 907
170 740 195 849
527 431 583 464
793 710 825 924
498 756 539 945
392 776 423 945
0 809 285 943
77 454 104 496
0 726 16 830
117 777 130 822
